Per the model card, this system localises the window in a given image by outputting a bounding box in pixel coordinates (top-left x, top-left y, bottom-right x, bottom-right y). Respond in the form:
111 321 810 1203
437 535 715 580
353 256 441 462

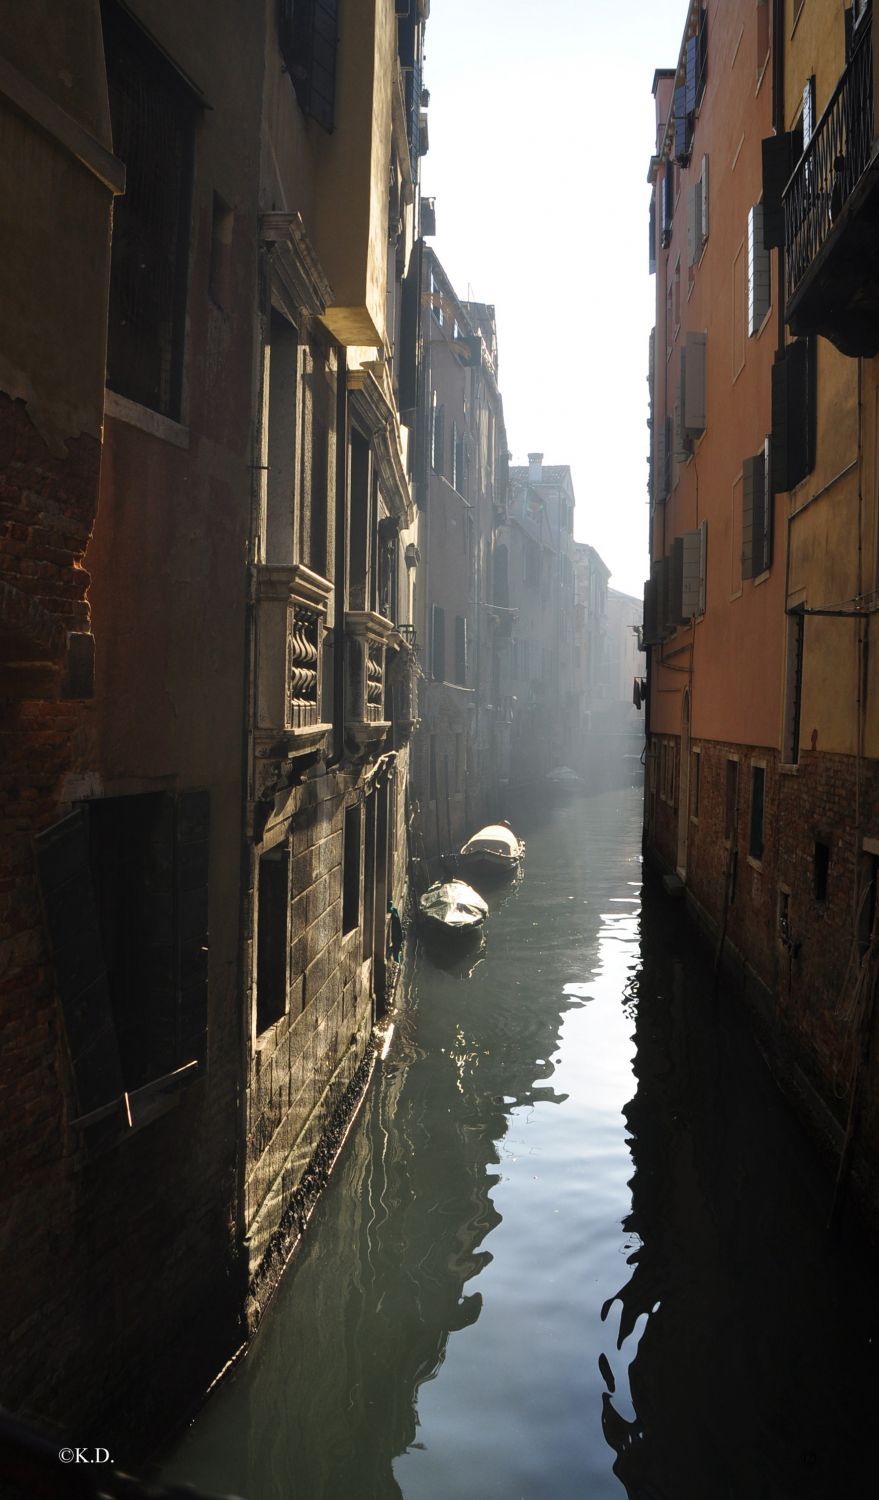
742 441 773 578
209 193 234 309
348 430 371 611
691 748 701 819
431 393 445 473
749 765 765 860
725 759 739 841
104 0 196 419
278 0 338 132
35 790 209 1135
454 615 468 686
431 603 446 681
687 156 709 267
342 803 362 934
453 425 465 494
265 309 299 566
674 7 708 165
814 838 830 902
430 266 444 325
771 338 816 493
256 846 289 1033
661 161 675 246
301 339 331 579
747 203 771 334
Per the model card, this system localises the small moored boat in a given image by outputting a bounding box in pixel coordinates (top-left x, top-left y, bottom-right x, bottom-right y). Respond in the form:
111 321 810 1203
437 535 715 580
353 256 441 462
458 822 524 881
418 879 488 943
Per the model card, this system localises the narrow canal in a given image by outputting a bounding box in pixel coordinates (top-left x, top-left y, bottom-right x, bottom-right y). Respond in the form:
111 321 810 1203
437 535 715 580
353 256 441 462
161 785 878 1500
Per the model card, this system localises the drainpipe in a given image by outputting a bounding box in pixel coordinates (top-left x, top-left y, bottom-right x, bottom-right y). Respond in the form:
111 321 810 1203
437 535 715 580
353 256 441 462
326 347 348 771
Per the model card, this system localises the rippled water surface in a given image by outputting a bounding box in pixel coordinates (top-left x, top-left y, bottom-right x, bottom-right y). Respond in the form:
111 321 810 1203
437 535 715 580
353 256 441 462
162 786 878 1499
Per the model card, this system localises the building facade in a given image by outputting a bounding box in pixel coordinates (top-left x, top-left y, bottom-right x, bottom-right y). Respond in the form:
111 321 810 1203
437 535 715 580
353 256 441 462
1 0 428 1452
644 0 879 1226
412 250 508 861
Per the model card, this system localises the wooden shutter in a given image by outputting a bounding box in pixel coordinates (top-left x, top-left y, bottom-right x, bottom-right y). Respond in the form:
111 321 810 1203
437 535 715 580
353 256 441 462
687 182 697 267
684 330 707 434
662 161 674 242
668 537 685 625
655 419 668 504
674 84 690 163
34 810 124 1117
649 194 657 273
175 790 210 1068
643 577 660 645
773 338 816 493
748 204 771 334
761 133 793 250
681 525 706 618
454 615 467 685
742 452 767 578
685 33 698 116
700 154 709 245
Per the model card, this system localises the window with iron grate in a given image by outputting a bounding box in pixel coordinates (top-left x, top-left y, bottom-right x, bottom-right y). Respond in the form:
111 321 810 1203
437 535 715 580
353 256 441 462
103 1 196 420
279 0 339 132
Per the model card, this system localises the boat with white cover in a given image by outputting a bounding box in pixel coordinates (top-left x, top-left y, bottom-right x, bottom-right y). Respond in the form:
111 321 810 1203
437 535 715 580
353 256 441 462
418 880 488 943
457 823 524 881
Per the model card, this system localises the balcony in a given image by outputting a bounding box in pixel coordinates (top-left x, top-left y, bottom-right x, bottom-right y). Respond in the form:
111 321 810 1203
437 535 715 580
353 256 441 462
385 627 420 744
254 565 332 764
784 15 879 356
345 611 393 759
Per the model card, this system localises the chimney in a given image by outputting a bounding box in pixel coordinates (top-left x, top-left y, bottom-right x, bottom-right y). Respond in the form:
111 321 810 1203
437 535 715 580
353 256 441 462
527 452 543 484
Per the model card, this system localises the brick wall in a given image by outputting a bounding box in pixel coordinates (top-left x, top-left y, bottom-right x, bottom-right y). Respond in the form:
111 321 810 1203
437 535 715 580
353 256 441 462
646 731 879 1231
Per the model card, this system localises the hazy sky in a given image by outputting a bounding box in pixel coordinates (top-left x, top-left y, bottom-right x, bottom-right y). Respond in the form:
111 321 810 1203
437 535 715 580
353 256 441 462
421 0 685 598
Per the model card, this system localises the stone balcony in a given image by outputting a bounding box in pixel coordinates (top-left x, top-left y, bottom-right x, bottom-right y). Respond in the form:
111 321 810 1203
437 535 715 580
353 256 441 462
344 610 393 759
254 564 333 764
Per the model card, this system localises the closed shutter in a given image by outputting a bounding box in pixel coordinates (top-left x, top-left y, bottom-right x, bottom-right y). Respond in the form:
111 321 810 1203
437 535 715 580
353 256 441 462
662 161 675 242
742 452 770 578
684 330 707 434
761 133 793 250
681 524 706 618
655 419 668 504
454 615 467 685
772 338 815 492
649 194 657 274
674 84 691 163
748 204 771 334
700 154 709 244
685 33 698 116
668 537 685 625
643 577 660 645
687 181 698 267
34 810 124 1117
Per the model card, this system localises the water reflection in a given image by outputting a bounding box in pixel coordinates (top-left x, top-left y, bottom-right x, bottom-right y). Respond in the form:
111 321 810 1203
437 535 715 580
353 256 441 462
599 883 879 1500
161 788 878 1500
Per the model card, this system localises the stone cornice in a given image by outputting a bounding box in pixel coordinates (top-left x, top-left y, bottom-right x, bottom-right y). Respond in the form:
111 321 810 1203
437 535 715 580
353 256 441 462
261 213 334 320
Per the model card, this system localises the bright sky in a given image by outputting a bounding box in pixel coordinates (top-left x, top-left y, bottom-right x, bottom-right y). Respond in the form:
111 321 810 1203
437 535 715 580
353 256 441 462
422 0 684 599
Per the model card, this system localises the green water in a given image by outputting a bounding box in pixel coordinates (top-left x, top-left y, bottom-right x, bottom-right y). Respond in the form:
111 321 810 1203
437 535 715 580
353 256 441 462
161 786 878 1499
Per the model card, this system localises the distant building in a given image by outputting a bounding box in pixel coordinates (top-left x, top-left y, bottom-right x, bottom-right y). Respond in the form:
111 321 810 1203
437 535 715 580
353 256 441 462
413 250 508 859
502 456 578 783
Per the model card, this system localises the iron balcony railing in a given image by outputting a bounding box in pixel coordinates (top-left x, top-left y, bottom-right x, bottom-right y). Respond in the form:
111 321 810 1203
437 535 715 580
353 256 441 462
784 13 874 297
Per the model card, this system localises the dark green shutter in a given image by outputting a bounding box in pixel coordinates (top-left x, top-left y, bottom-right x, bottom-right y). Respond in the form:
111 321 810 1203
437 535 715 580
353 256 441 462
34 810 124 1116
761 133 793 250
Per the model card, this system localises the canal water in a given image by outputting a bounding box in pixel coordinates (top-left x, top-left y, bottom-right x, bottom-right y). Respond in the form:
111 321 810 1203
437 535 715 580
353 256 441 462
161 785 878 1500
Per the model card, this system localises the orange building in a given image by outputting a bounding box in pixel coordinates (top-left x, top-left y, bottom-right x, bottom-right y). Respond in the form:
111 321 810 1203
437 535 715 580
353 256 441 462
646 0 879 1228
